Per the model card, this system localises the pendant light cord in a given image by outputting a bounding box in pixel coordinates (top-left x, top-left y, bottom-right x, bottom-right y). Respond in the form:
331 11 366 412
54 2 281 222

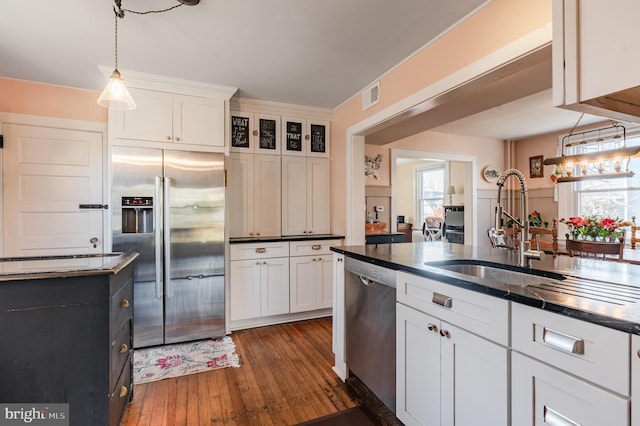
114 12 119 69
121 4 183 15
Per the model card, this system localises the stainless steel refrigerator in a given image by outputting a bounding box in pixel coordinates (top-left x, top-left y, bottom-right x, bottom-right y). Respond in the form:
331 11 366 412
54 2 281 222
111 146 225 348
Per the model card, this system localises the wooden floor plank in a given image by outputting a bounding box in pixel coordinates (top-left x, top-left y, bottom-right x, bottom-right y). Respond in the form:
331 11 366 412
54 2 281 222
121 317 361 426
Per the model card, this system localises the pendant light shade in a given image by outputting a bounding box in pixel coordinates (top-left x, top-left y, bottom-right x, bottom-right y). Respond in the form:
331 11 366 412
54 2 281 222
97 69 136 110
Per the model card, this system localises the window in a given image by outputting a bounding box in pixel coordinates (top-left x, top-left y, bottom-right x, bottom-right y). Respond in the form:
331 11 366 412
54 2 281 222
416 165 445 221
558 126 640 236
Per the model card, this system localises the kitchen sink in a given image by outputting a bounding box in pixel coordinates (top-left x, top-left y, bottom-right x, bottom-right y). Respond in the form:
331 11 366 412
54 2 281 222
423 260 566 288
424 260 640 308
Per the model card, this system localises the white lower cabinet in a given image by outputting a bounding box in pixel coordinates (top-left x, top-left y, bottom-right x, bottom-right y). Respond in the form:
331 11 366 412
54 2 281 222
511 302 630 425
396 271 509 426
229 242 289 321
632 335 640 426
512 352 629 426
289 239 341 313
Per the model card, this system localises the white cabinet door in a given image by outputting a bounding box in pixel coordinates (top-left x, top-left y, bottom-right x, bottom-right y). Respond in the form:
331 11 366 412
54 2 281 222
260 257 289 317
281 117 330 158
397 303 441 426
3 124 105 257
253 154 281 237
282 157 330 236
227 153 281 238
227 153 254 238
289 256 317 313
632 334 640 426
282 156 308 235
440 321 508 426
318 255 333 309
306 157 330 235
173 94 224 147
512 352 629 426
230 111 280 155
229 259 262 321
112 88 224 148
112 88 173 142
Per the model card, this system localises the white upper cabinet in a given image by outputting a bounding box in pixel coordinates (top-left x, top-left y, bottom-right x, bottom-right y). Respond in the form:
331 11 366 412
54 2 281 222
111 88 226 148
281 116 330 158
229 111 281 155
553 0 640 122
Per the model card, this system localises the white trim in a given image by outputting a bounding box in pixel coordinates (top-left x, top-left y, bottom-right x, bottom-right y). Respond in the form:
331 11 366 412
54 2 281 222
0 112 106 133
98 66 238 99
345 26 551 246
230 97 333 121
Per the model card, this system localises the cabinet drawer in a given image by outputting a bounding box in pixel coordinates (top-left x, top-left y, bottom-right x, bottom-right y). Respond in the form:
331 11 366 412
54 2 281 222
110 280 133 340
289 239 342 256
512 303 630 396
230 242 289 260
512 351 629 426
110 321 132 392
109 355 132 426
396 271 509 346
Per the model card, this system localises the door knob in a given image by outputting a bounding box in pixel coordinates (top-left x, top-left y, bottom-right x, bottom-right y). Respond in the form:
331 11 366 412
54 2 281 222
90 237 99 248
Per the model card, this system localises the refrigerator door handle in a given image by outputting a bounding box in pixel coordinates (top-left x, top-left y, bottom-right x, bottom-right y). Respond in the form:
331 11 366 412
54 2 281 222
155 176 164 299
164 176 173 298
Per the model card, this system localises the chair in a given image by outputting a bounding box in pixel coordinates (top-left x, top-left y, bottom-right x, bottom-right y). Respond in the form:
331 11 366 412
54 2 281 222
565 233 624 261
422 216 443 241
631 216 639 249
529 218 558 257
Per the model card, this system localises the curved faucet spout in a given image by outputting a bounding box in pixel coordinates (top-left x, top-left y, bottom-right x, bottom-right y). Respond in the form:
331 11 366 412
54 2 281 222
491 168 544 267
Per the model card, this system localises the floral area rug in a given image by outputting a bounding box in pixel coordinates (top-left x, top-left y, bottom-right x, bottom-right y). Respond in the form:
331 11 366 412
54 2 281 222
133 336 241 384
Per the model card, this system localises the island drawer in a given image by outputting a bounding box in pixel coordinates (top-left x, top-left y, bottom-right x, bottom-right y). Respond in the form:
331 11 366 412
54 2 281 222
512 303 630 396
110 278 133 340
396 271 509 346
110 321 132 392
289 239 342 256
230 242 289 260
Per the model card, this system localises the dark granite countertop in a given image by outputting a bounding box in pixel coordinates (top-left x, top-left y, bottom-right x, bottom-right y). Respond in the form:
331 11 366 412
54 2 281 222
0 252 139 282
230 234 345 244
331 242 640 335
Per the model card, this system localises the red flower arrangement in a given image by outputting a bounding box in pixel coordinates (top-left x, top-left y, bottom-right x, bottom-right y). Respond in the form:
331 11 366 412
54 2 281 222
560 215 631 241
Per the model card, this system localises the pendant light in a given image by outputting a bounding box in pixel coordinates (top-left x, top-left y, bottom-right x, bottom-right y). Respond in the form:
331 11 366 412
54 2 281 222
97 3 136 110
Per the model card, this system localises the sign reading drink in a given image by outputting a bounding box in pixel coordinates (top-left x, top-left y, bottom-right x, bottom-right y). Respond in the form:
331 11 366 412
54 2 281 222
310 124 326 154
259 118 277 150
230 115 250 148
285 120 303 152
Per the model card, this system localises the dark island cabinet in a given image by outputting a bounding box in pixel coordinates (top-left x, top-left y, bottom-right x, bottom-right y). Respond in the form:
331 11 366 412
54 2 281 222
0 262 134 426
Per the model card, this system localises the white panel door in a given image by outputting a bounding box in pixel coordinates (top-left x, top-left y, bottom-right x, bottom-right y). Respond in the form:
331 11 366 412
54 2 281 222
173 94 224 147
254 154 281 237
261 257 289 317
3 124 104 256
282 156 307 235
307 158 330 235
289 256 316 313
227 153 254 238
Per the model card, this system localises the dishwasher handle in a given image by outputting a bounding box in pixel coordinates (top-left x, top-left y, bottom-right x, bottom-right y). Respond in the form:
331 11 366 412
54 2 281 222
359 275 375 286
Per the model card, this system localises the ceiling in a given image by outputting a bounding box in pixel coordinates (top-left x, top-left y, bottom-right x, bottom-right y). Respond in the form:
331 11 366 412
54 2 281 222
1 0 606 140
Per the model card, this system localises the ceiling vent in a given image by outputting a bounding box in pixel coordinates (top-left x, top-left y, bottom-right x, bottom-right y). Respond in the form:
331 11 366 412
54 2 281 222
362 81 380 111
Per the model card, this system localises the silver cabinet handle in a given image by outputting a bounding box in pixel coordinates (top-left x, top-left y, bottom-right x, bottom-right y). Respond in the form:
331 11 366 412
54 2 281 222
90 237 99 248
439 329 450 338
427 323 438 332
543 327 585 355
432 292 452 308
312 244 321 250
255 248 266 253
164 177 173 298
544 406 580 426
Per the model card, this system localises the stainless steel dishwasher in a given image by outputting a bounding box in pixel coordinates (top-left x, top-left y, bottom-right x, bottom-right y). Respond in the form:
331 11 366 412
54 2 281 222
345 257 397 412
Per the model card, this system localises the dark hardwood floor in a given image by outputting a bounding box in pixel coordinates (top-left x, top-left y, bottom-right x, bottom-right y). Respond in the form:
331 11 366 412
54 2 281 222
121 317 363 425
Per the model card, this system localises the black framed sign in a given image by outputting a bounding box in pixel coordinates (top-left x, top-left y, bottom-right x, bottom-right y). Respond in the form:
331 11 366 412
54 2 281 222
230 115 250 149
285 120 303 152
310 124 327 154
259 118 277 150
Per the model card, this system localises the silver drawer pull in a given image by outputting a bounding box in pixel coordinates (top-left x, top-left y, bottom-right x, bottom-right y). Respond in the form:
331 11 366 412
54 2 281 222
255 248 266 254
543 327 585 355
432 292 452 308
544 406 581 426
311 244 322 250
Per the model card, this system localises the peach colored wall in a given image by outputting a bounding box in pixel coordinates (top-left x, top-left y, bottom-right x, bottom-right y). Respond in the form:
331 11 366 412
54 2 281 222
330 0 552 235
0 77 106 123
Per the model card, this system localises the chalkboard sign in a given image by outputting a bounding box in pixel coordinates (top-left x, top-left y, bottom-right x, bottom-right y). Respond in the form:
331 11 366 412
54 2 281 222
231 115 250 149
310 124 327 154
285 120 303 152
259 118 277 150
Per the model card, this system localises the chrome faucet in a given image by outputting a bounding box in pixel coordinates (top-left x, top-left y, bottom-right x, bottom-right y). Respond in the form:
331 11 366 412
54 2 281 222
490 168 545 267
